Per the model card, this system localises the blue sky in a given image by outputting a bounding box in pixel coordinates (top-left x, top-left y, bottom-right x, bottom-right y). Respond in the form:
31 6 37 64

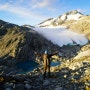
0 0 90 26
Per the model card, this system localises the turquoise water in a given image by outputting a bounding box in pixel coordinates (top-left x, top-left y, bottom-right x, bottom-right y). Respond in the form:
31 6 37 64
51 61 60 66
16 60 38 73
16 60 60 74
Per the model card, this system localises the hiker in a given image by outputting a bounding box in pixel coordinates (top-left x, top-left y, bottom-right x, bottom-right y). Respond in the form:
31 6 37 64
34 50 58 78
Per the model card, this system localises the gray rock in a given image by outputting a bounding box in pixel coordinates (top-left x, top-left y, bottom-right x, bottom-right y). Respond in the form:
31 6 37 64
5 87 12 90
85 68 90 76
15 84 25 90
43 79 50 86
13 84 16 89
24 81 29 84
4 83 13 88
64 75 67 78
25 83 32 89
55 87 63 90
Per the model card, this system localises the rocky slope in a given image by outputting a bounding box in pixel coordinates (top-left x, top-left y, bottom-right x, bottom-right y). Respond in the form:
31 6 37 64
0 19 60 66
0 43 90 90
68 15 90 40
0 55 90 90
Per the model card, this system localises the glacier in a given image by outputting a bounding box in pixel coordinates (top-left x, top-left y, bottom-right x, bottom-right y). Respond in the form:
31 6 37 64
33 26 88 47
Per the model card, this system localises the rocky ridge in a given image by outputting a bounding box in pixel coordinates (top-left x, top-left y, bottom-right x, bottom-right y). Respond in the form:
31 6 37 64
0 19 60 65
38 10 83 27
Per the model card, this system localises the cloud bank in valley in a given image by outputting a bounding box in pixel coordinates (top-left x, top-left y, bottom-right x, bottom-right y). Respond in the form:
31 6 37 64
34 27 88 47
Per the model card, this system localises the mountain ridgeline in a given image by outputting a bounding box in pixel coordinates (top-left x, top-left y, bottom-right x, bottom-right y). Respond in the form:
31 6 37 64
38 10 83 27
0 20 60 66
38 10 90 40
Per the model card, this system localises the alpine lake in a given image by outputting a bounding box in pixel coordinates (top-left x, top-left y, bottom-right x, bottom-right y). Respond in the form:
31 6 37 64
16 60 60 74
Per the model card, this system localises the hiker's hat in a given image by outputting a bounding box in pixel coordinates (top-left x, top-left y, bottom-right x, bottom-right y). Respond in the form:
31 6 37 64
45 50 47 54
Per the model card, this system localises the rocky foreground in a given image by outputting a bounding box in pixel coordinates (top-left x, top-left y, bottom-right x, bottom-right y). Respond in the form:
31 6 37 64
0 56 90 90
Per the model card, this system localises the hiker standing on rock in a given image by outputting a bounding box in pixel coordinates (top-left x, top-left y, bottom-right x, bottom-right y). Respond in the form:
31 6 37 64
34 50 58 78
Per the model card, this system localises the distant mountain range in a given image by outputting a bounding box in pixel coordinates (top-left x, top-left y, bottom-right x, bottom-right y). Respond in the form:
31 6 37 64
36 10 90 40
37 10 84 27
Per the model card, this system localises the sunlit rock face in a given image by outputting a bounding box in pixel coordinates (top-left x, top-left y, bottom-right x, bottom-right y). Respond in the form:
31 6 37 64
0 19 60 65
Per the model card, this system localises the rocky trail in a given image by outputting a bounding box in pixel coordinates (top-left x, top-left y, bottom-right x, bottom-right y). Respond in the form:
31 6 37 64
0 58 90 90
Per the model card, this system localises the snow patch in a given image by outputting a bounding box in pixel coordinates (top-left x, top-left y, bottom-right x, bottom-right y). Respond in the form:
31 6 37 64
67 13 82 20
61 14 67 20
38 19 54 27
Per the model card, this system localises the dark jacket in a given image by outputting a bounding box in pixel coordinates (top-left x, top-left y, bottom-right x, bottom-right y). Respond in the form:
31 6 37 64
43 54 51 66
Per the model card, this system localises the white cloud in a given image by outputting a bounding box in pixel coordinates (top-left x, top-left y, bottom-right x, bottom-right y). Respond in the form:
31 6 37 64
34 27 88 47
0 3 48 20
77 8 88 14
30 0 58 10
32 0 51 8
0 3 9 10
0 0 63 18
0 0 69 25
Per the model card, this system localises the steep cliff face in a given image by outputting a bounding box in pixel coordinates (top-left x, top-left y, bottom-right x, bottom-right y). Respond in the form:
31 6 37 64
0 20 60 66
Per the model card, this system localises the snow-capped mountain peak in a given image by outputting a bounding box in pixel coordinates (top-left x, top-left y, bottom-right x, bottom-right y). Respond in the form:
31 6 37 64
38 10 83 27
38 18 54 27
62 10 83 20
